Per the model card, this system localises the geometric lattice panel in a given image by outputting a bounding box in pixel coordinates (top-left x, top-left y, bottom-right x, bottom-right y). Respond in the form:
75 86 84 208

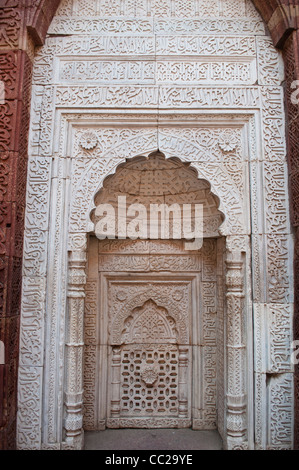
120 344 179 418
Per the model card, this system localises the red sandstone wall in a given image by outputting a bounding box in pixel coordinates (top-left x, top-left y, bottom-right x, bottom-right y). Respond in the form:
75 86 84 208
0 8 32 451
0 0 59 450
0 0 298 450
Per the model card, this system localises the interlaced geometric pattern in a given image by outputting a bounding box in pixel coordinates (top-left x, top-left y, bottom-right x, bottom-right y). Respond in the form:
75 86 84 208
120 345 179 417
122 299 178 344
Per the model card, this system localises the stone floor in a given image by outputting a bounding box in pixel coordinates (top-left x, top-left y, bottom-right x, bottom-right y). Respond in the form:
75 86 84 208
84 429 223 451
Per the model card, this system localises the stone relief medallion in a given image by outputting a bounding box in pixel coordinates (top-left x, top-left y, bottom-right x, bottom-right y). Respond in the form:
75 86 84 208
218 130 238 152
80 131 98 150
140 365 159 386
116 290 128 302
173 290 184 302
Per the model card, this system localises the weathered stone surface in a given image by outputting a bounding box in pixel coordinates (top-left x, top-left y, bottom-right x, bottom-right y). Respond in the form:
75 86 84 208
0 0 299 451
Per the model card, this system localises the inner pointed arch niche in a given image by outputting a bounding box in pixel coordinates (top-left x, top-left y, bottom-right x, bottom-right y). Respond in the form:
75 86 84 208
90 150 225 241
84 151 226 432
121 299 179 344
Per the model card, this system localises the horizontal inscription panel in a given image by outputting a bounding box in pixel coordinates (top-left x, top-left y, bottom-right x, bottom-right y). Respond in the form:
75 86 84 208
99 254 201 272
58 59 256 85
49 18 265 36
43 35 256 57
156 36 256 56
55 85 260 108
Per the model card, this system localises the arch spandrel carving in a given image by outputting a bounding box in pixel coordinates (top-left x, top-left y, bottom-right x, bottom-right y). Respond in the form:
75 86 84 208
69 130 246 236
121 299 179 344
109 283 191 346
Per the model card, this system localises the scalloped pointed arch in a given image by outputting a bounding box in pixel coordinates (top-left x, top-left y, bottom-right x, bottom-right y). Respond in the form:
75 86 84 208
90 150 226 239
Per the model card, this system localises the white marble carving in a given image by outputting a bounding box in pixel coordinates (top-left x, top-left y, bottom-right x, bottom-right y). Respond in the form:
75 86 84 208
84 239 219 431
17 0 293 452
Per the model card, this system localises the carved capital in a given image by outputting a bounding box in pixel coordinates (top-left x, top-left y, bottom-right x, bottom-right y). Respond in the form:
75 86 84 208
226 252 244 293
68 250 87 296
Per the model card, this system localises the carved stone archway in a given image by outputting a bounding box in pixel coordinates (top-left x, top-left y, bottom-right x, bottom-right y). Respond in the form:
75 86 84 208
66 237 249 449
59 152 250 450
13 0 295 452
83 153 224 434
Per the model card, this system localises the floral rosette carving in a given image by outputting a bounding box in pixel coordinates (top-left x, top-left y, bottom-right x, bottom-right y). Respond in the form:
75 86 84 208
173 290 184 302
80 131 98 150
116 290 128 302
218 130 239 152
140 365 159 386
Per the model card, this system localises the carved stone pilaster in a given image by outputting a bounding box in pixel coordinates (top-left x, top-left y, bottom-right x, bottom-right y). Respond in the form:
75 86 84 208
110 347 121 420
225 250 248 450
178 347 189 419
63 250 87 450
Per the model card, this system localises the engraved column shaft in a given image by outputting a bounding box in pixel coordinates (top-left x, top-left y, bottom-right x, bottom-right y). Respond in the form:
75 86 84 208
225 250 247 450
110 347 121 418
178 347 189 418
64 250 87 448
